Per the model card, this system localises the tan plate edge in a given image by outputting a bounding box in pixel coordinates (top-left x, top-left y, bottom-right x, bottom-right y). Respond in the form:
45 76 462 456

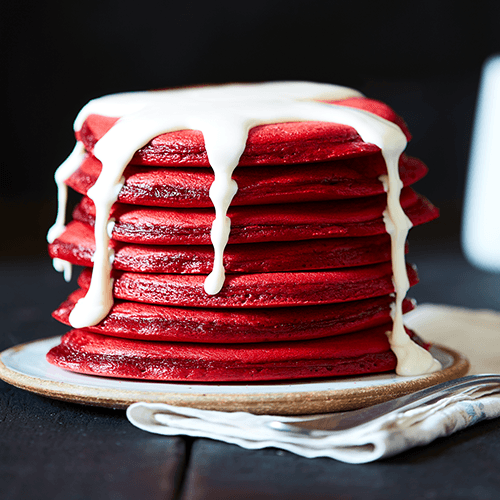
0 340 469 415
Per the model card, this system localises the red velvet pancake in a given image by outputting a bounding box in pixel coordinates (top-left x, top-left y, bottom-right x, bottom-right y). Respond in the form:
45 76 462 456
49 221 405 273
65 153 427 207
54 289 415 343
77 97 411 168
73 187 438 245
46 324 417 382
77 262 418 308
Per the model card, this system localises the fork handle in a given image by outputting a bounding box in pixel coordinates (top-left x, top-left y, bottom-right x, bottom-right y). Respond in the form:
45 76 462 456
268 374 500 434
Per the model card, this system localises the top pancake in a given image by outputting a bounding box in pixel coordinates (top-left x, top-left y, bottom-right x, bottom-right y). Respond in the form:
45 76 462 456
77 97 412 167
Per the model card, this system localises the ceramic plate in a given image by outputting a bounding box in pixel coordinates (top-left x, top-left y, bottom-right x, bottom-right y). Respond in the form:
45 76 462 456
0 337 469 414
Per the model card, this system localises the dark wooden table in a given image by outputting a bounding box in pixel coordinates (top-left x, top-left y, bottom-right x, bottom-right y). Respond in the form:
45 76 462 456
2 225 500 500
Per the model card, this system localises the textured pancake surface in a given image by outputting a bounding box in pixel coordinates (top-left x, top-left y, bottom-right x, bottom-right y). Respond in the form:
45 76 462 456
65 153 428 207
46 324 404 381
49 221 404 273
72 188 438 245
77 262 418 308
53 289 415 343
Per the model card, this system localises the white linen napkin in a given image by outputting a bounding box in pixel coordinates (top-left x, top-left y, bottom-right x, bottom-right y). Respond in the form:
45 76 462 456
126 304 500 463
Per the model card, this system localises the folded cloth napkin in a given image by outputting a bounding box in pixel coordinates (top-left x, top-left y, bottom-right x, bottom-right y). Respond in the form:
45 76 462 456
127 386 500 463
126 304 500 463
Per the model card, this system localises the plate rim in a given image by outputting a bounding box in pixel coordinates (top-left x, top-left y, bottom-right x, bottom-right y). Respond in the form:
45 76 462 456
0 336 470 415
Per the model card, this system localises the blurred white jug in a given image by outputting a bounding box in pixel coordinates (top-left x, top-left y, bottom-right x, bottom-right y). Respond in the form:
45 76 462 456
462 55 500 272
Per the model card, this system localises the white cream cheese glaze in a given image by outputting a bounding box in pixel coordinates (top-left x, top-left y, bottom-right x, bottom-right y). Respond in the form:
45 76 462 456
48 81 440 375
47 142 87 282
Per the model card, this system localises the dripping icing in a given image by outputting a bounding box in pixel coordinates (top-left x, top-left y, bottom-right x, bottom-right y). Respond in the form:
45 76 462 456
47 142 87 283
48 81 440 375
380 174 441 375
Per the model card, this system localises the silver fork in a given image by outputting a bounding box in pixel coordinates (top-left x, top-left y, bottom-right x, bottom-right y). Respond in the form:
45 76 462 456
267 374 500 436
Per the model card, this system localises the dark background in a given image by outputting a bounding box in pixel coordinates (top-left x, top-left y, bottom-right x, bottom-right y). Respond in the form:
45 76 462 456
3 0 500 256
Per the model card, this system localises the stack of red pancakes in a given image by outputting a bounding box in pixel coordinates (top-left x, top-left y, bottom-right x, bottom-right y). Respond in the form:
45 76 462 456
47 97 438 382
